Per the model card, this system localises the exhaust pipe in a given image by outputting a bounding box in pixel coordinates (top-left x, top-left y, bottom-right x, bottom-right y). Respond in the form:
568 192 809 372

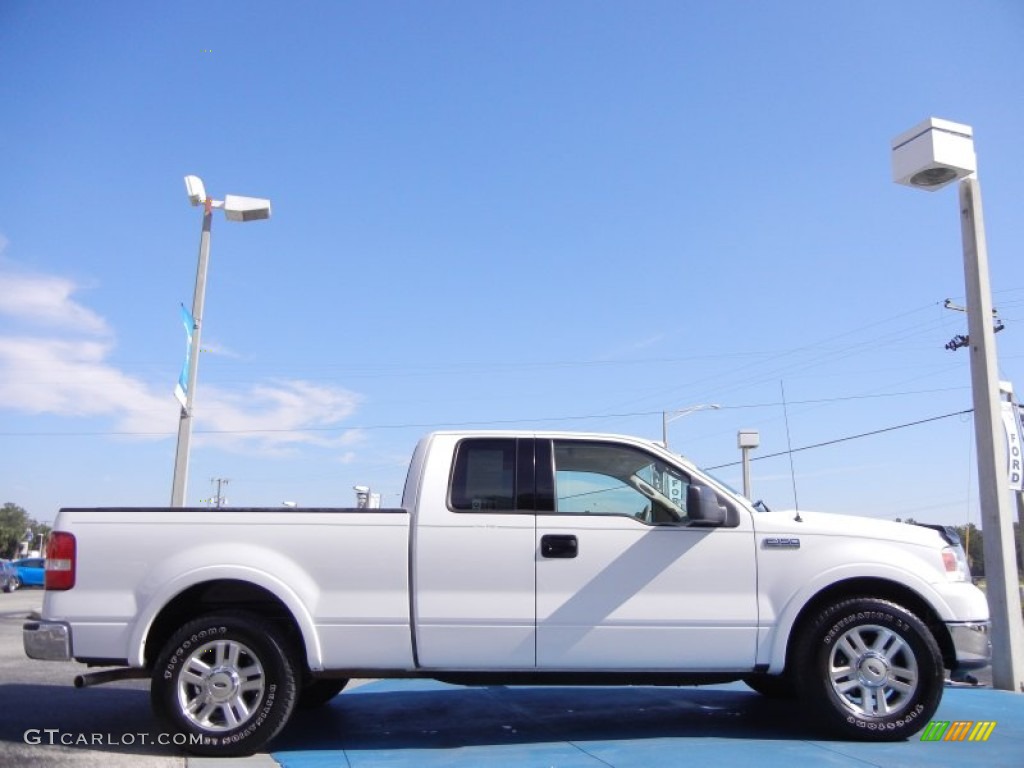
74 667 150 688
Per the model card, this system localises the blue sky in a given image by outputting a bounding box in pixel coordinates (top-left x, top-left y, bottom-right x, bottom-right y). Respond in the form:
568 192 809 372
1 1 1022 525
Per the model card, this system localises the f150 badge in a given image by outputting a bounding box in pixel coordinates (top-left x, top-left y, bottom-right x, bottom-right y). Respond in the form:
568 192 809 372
762 537 801 549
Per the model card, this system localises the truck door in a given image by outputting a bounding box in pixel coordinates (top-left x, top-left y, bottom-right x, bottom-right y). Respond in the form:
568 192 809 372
535 438 758 670
412 436 538 669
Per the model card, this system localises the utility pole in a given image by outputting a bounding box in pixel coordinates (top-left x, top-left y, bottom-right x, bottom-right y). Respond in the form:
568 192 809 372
205 477 230 509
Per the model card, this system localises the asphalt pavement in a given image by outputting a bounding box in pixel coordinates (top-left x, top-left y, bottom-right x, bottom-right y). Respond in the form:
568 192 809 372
3 589 1021 767
0 588 181 768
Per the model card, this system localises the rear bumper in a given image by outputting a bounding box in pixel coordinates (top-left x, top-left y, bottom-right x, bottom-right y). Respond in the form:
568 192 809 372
23 619 72 661
947 621 991 671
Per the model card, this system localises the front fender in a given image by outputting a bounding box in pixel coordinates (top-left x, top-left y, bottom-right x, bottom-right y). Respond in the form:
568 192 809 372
758 560 964 673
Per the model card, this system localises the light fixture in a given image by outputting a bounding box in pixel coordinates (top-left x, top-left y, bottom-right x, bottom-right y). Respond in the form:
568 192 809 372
891 117 976 191
661 403 720 450
224 194 272 222
184 175 207 206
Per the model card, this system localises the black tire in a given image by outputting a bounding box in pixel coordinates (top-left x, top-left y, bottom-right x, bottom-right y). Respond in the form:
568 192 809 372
794 597 943 741
743 672 797 699
150 613 298 757
297 678 349 710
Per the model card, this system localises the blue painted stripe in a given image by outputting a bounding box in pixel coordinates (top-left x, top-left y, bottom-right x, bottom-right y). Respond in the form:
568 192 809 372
271 681 1023 768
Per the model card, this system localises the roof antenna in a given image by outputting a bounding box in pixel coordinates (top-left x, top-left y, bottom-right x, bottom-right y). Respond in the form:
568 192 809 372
781 381 802 522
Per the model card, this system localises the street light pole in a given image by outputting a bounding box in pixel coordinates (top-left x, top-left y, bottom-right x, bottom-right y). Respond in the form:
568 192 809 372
738 429 760 498
958 176 1024 692
662 403 720 450
892 118 1024 692
170 176 271 507
170 200 212 507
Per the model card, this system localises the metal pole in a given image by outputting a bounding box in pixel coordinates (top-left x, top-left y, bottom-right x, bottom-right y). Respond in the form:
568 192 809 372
742 447 752 498
662 412 669 448
171 201 213 507
959 176 1024 691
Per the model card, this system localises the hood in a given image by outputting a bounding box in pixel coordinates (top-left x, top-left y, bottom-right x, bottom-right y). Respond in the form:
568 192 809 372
753 509 945 548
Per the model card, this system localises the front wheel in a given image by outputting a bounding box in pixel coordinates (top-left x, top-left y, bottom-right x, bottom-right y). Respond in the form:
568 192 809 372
151 613 298 757
795 598 943 741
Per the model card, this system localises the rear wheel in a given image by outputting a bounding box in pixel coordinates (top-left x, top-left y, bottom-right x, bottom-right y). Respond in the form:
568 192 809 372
151 613 298 756
795 598 943 740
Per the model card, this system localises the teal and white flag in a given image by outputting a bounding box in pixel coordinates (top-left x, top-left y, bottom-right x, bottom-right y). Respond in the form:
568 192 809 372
175 304 195 409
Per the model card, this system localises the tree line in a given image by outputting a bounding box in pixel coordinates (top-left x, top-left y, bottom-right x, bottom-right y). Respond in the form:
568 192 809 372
952 521 1023 581
0 502 52 559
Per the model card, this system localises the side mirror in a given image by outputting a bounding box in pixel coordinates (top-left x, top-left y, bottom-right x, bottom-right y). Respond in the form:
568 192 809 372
687 484 726 527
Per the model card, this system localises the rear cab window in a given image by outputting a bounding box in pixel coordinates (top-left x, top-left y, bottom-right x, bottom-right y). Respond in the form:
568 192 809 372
449 439 517 511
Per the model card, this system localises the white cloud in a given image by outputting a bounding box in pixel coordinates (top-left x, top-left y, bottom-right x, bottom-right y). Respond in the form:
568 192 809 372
0 261 365 455
0 336 171 429
193 382 364 454
0 271 109 335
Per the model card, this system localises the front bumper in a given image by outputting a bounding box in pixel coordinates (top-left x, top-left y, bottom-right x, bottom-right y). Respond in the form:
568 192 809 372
947 621 991 671
23 619 72 661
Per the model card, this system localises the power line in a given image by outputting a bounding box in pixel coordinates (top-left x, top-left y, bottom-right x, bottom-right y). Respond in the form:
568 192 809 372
0 386 972 438
702 408 973 471
11 291 1022 386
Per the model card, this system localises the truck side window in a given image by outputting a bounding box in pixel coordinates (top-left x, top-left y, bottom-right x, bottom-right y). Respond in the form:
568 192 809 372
553 440 690 524
450 439 517 511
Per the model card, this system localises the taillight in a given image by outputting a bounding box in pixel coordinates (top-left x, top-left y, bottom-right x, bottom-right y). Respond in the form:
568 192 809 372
941 545 968 582
45 532 76 591
942 549 958 572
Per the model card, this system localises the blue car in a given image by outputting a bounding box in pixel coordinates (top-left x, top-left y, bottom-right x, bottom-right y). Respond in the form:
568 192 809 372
13 557 45 588
0 560 18 592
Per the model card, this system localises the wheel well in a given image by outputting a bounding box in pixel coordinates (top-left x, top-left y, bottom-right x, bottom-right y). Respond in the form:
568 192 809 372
783 577 956 671
144 580 307 671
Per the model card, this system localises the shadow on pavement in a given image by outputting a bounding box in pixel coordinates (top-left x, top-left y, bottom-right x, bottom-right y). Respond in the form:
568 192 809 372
276 683 825 752
0 682 182 758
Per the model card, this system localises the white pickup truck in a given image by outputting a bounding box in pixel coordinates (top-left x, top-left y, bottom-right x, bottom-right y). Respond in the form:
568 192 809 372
25 430 990 755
